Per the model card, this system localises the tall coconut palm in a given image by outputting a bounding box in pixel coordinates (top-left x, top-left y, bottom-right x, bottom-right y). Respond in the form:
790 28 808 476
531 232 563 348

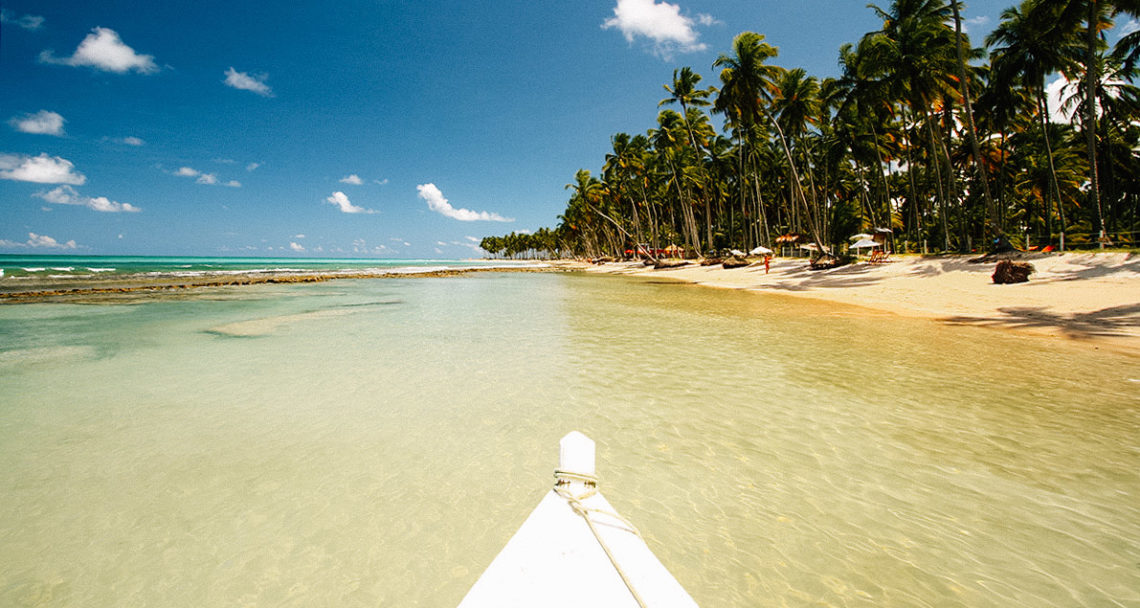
862 0 961 250
950 0 999 242
1053 0 1138 240
988 0 1083 248
714 32 825 251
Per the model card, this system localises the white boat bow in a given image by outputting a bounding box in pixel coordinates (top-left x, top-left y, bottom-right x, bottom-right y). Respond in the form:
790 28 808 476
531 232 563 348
458 431 699 607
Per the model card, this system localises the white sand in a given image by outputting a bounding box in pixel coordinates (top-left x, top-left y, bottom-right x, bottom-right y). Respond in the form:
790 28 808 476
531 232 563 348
569 253 1140 354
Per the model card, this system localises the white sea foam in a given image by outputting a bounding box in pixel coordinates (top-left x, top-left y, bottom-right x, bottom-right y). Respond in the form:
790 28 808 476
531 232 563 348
23 267 46 272
50 267 75 271
86 267 115 273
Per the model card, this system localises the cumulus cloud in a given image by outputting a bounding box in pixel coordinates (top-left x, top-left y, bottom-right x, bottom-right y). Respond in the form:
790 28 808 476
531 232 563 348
961 15 990 34
352 238 390 255
339 174 363 185
9 110 65 136
224 67 273 97
40 27 158 74
0 232 78 250
602 0 710 58
173 166 239 187
289 242 305 252
0 153 86 184
34 184 140 213
1 9 44 30
416 183 512 222
120 136 145 146
1119 18 1140 37
325 191 375 214
246 162 261 172
375 178 389 185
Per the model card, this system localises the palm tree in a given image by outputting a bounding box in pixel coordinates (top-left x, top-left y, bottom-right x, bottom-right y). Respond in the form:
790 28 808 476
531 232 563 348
950 0 999 243
1054 0 1140 241
988 0 1083 248
714 32 825 252
862 0 961 251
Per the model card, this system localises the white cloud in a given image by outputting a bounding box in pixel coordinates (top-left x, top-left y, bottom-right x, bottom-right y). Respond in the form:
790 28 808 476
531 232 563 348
224 67 273 97
416 183 512 222
602 0 709 58
0 232 78 250
465 236 480 242
174 166 238 187
34 185 140 213
289 242 305 252
9 110 65 136
40 27 158 74
120 136 145 146
351 238 390 255
0 153 86 184
962 15 990 34
339 174 363 185
374 178 389 185
1 10 44 30
325 191 375 214
294 234 306 239
246 162 261 172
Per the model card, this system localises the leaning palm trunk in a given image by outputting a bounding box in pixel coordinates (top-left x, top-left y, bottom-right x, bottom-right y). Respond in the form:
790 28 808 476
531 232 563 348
1085 0 1104 242
1037 87 1067 249
952 0 999 243
765 110 826 253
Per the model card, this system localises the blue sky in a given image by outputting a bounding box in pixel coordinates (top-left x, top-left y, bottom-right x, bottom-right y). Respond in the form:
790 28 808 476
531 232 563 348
1 0 1033 257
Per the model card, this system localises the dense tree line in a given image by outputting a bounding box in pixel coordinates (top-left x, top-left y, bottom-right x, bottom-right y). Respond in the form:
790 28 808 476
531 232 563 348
483 0 1140 260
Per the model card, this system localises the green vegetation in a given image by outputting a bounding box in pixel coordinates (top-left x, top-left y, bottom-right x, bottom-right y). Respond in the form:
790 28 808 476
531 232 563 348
482 0 1140 260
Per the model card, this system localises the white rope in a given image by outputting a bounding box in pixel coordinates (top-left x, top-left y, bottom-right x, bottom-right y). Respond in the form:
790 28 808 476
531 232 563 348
554 472 649 608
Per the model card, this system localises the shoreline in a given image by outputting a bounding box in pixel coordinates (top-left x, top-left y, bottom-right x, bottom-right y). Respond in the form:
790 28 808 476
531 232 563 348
0 265 566 302
567 252 1140 356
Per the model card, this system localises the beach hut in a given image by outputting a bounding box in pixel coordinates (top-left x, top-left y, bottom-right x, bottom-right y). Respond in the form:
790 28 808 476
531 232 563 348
458 432 698 608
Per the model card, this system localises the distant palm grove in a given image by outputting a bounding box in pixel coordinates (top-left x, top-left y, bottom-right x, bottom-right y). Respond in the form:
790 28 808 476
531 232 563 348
481 0 1140 260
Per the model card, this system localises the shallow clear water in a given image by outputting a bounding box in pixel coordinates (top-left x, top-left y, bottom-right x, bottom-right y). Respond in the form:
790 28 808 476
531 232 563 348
1 273 1137 607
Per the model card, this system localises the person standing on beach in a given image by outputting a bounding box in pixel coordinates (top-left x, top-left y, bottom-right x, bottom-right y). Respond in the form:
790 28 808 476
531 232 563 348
764 256 770 274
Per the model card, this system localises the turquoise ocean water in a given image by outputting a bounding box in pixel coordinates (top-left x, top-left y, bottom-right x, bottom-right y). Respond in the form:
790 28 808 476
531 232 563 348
1 269 1138 606
0 254 530 281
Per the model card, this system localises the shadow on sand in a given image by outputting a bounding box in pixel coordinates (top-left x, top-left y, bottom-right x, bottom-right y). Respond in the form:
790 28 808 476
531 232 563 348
943 303 1140 339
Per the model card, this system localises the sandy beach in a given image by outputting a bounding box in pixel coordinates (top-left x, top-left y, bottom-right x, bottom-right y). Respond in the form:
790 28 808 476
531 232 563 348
569 252 1140 354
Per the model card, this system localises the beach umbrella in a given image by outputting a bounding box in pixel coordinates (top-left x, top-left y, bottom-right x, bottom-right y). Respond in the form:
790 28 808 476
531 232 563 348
849 233 873 241
729 249 745 256
850 238 881 249
749 246 772 255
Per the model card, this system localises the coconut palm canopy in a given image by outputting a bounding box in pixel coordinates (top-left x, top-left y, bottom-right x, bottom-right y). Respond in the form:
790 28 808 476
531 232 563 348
482 1 1140 261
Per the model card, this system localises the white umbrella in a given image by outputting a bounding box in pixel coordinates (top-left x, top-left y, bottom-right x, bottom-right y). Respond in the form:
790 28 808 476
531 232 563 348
850 238 881 249
849 233 873 241
749 246 773 255
730 249 746 256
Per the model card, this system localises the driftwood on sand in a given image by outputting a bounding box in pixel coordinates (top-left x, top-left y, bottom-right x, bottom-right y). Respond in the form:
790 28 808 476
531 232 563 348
721 255 750 269
992 260 1035 284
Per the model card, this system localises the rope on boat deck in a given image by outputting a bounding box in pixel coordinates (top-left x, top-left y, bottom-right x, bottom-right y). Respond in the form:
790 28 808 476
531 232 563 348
554 470 649 608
